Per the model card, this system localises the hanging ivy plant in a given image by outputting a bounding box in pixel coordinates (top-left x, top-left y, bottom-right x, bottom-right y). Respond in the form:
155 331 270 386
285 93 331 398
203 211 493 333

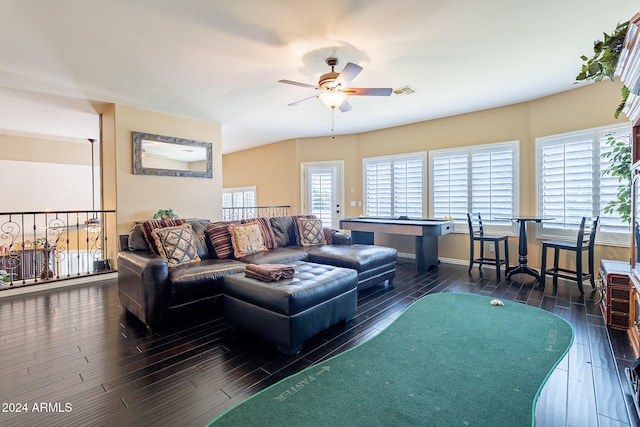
575 20 629 118
577 21 633 225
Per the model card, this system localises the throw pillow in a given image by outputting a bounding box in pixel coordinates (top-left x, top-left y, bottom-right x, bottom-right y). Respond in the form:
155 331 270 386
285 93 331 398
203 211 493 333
228 222 267 258
127 224 150 251
292 214 318 246
206 221 238 259
295 217 327 246
241 217 277 249
151 223 201 267
142 218 187 254
269 216 296 247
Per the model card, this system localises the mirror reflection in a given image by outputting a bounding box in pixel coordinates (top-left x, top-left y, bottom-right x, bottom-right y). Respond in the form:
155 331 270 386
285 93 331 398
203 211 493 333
133 131 212 178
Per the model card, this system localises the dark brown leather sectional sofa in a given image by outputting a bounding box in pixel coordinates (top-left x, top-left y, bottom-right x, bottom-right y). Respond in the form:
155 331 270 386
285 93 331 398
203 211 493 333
117 216 397 348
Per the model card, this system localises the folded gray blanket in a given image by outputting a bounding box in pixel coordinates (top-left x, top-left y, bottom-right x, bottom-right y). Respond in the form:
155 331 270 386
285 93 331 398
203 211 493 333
245 263 295 282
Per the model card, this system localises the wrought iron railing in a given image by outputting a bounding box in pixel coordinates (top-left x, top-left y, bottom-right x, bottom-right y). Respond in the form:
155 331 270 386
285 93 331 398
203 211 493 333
222 205 290 221
0 210 116 290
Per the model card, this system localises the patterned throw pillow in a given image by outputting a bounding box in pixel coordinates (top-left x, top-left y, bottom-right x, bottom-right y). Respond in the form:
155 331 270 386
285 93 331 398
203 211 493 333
291 214 317 246
228 222 267 258
295 217 327 246
151 223 201 267
142 218 187 254
241 217 278 249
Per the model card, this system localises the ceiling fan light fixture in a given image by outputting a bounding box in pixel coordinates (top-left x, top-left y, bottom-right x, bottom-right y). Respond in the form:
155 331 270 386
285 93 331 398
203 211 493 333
319 90 348 109
86 217 102 233
279 58 392 111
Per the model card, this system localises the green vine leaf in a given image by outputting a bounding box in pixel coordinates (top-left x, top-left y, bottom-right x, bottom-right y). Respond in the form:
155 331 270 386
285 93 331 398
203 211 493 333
601 132 632 224
576 20 629 113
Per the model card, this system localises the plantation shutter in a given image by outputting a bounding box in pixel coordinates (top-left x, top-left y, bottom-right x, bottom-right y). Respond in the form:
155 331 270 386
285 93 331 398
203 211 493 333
309 168 334 227
540 137 593 229
471 147 514 221
364 153 425 218
430 141 518 230
393 158 424 218
364 161 392 217
432 154 468 220
538 126 631 240
598 134 630 234
222 187 257 220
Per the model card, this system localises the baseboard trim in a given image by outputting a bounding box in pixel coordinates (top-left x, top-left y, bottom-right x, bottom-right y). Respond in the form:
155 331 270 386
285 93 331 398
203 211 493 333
397 254 530 272
438 257 468 266
0 272 117 299
397 254 469 267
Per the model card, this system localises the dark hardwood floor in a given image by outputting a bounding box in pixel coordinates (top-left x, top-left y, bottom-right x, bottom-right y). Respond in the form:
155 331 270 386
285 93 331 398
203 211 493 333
0 260 638 426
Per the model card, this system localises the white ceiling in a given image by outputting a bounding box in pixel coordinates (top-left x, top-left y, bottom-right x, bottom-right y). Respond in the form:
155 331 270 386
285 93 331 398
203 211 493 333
0 0 637 154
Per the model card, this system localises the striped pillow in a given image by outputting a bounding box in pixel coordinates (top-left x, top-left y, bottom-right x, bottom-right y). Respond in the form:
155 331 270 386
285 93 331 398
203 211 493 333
142 219 187 254
206 221 238 259
241 217 277 249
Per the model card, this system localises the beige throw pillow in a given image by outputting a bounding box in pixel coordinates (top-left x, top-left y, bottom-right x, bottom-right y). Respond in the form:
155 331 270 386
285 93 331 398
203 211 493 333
229 222 267 258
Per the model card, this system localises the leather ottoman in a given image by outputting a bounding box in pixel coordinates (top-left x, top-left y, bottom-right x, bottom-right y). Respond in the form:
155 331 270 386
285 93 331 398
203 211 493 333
223 261 358 355
307 244 397 291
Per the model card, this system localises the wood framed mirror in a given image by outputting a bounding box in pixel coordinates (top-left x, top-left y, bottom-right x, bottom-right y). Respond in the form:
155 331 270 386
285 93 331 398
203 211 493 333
132 131 212 178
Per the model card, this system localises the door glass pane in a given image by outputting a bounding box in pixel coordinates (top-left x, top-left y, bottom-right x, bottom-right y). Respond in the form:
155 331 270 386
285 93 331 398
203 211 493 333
309 168 334 227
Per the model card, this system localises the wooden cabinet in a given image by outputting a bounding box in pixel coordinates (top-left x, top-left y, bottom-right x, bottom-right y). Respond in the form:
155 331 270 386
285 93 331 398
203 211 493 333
617 11 640 411
600 260 631 330
620 12 640 357
631 285 640 356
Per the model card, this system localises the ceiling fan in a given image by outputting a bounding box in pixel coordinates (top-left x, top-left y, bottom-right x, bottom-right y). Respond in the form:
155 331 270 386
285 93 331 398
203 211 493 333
279 58 392 112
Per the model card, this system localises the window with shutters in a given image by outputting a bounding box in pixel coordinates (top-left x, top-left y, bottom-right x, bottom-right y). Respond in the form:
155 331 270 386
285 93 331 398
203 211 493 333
363 153 425 218
222 186 256 220
536 123 631 245
429 141 519 232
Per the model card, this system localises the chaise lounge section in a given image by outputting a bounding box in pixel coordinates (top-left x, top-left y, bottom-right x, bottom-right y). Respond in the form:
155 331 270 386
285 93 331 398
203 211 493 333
223 260 358 355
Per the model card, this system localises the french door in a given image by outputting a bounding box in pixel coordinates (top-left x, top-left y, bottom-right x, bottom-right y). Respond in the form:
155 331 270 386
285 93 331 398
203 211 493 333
301 161 344 229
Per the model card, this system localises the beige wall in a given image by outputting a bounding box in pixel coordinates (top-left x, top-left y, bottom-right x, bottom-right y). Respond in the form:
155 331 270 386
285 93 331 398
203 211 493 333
0 134 91 165
223 139 301 212
100 104 222 237
0 105 222 267
223 81 631 269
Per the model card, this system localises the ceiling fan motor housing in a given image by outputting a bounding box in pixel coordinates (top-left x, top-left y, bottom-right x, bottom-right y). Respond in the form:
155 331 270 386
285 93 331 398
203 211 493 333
319 57 340 89
319 72 340 89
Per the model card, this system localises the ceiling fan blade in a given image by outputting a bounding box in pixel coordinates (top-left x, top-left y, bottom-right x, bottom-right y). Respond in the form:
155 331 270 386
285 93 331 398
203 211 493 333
338 99 353 113
334 62 363 89
278 79 318 89
344 87 393 96
287 95 318 106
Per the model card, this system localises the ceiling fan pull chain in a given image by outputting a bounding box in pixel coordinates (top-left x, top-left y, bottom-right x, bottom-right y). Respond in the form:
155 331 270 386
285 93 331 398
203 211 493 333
331 108 336 139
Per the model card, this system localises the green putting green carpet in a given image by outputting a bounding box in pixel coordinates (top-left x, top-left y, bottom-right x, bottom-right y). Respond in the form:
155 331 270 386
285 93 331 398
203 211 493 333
209 293 573 427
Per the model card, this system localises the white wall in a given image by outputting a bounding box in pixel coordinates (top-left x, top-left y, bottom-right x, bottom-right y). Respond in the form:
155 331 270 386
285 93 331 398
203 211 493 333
0 159 98 211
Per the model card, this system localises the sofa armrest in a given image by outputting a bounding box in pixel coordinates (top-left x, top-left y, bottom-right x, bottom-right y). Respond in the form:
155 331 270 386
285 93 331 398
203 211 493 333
117 250 170 330
322 227 352 245
331 231 352 245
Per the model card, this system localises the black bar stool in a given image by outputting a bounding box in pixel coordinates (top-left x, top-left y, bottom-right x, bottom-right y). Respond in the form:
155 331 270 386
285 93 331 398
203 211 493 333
466 213 510 281
540 216 599 294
